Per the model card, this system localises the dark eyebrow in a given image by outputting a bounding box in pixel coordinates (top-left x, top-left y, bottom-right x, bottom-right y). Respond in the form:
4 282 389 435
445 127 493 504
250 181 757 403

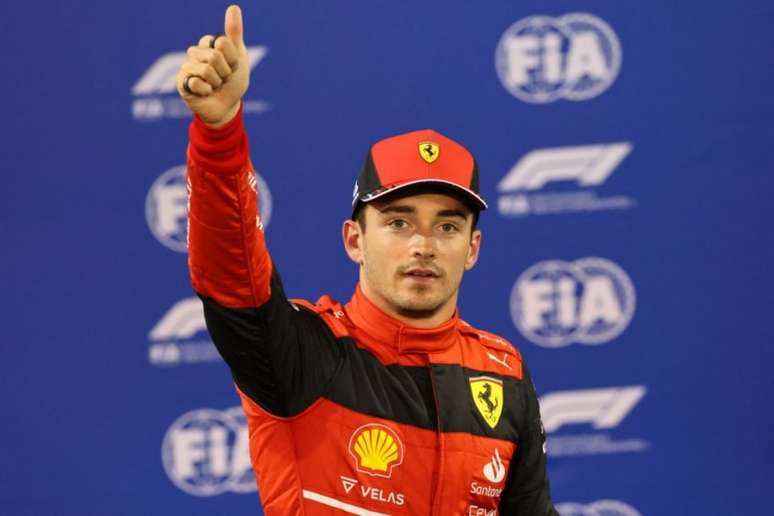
377 205 416 215
437 209 469 220
377 205 469 220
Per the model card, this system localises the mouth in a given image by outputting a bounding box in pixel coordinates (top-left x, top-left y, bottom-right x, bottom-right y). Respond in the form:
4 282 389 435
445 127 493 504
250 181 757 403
403 267 441 284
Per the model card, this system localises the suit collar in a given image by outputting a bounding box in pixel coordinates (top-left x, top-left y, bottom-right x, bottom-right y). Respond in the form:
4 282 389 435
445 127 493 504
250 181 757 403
345 284 460 354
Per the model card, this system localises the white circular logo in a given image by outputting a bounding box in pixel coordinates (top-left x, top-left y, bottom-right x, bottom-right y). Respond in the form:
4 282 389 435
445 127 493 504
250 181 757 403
161 407 256 496
556 499 641 516
495 13 622 103
146 166 273 253
510 257 636 348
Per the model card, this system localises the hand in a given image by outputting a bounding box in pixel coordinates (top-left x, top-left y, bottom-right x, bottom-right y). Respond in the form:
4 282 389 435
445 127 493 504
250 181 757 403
176 5 249 127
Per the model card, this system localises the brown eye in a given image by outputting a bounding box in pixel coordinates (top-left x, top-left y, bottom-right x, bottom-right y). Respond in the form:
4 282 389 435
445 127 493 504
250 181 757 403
389 219 408 229
440 223 459 233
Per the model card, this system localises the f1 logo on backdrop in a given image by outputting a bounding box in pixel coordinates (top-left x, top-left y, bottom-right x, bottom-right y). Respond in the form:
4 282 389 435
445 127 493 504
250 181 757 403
147 297 222 367
145 165 272 253
538 386 648 457
495 13 622 103
511 257 636 348
132 47 269 120
497 143 636 217
162 407 255 496
556 499 641 516
540 386 646 434
499 143 631 192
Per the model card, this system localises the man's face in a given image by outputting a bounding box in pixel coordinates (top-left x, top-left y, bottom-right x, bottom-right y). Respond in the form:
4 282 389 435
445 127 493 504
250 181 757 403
345 192 482 320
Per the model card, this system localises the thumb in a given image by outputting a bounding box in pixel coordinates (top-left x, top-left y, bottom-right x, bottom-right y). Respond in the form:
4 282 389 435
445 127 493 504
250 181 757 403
224 5 244 47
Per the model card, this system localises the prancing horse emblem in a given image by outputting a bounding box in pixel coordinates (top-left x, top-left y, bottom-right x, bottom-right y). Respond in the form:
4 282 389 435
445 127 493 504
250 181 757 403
418 141 440 163
469 376 504 429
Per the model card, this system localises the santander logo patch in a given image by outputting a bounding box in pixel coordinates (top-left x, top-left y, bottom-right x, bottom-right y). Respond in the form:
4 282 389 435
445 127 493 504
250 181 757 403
483 448 506 483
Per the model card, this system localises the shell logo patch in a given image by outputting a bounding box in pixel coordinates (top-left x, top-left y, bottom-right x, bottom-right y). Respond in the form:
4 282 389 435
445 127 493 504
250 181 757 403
470 376 504 429
348 423 404 478
418 141 440 163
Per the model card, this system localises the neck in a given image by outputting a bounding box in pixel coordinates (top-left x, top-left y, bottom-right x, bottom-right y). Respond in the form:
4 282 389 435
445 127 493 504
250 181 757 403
358 275 458 329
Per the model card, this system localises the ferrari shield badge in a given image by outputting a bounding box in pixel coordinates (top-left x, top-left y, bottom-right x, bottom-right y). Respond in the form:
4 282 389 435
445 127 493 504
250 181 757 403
418 141 440 163
470 376 503 429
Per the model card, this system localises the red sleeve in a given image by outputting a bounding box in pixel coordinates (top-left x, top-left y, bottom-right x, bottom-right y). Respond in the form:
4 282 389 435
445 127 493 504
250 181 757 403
184 106 343 417
186 104 272 308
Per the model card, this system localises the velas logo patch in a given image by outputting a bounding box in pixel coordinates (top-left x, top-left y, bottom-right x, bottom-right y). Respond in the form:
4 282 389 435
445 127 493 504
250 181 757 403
470 376 504 429
418 141 440 163
348 424 404 478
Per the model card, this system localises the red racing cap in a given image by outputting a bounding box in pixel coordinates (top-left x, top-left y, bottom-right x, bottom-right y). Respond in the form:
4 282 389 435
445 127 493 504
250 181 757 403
352 129 488 216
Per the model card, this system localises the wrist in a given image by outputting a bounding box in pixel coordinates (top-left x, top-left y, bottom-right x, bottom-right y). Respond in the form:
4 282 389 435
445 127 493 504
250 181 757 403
203 102 242 128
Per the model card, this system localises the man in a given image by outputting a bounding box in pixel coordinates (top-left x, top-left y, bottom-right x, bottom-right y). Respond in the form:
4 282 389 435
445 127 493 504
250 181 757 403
176 5 557 515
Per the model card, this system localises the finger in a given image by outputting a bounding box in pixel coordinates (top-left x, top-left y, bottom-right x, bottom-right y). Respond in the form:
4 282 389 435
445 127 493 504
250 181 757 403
185 76 213 96
187 46 232 78
180 62 221 90
212 36 239 68
198 34 216 49
190 62 223 88
177 69 213 97
224 5 244 47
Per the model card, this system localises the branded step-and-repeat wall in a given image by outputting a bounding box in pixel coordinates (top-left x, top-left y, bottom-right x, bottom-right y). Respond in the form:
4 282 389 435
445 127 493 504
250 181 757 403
3 1 773 515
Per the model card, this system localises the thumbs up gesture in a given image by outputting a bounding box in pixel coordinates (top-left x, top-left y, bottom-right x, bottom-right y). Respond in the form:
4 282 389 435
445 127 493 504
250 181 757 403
176 5 249 126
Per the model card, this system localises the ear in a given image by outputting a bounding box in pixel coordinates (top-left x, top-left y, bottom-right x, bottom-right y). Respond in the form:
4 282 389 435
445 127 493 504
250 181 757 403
464 229 482 270
342 219 364 264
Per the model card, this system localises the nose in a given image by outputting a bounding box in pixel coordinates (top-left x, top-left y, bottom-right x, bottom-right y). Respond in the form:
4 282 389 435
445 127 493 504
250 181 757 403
410 234 436 259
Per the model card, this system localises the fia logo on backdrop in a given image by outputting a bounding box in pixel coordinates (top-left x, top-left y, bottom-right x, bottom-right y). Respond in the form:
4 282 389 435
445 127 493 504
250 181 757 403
510 257 636 348
556 499 642 516
497 143 637 217
539 386 648 458
162 407 255 496
132 47 270 120
145 165 272 253
495 13 621 103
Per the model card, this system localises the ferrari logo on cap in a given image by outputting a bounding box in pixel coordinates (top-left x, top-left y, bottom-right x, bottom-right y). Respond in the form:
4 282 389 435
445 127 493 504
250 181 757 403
470 376 504 429
418 141 440 163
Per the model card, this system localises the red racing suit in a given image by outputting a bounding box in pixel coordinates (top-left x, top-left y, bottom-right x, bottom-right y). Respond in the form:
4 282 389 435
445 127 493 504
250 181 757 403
186 108 557 515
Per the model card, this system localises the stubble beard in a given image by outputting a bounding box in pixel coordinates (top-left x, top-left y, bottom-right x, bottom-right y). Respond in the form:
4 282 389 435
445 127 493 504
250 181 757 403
364 262 451 320
394 283 448 319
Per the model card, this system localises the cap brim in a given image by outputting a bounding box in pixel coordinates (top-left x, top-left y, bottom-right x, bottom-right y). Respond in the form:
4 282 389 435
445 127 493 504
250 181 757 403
356 179 488 211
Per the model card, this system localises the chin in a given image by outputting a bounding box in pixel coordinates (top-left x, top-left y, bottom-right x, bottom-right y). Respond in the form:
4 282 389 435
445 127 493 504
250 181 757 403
394 292 446 315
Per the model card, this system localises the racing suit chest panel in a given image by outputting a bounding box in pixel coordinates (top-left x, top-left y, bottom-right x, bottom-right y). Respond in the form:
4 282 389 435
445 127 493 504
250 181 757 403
310 306 522 513
236 299 524 514
239 383 518 515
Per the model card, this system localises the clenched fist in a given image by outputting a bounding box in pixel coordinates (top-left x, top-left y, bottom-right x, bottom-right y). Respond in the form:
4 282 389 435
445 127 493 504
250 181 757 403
176 5 248 127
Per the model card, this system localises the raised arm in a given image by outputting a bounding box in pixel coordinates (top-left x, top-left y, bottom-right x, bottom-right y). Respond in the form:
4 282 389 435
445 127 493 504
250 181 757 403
176 5 341 417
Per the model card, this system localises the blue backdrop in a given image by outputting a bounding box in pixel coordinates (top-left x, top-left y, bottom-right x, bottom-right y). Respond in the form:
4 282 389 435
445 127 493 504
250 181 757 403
3 1 773 514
